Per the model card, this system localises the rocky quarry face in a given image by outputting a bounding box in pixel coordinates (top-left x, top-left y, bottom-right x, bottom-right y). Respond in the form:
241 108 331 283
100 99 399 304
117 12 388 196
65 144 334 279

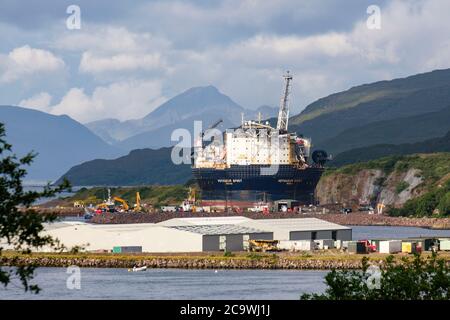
316 168 424 208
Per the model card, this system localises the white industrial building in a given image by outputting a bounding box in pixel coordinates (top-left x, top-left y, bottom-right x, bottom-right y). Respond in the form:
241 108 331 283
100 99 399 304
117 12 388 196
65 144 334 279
4 216 351 253
241 218 352 241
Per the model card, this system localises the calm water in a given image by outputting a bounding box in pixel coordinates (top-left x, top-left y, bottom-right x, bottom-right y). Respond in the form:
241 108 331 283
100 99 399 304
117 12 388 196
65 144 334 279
0 268 328 300
24 185 82 205
351 226 450 240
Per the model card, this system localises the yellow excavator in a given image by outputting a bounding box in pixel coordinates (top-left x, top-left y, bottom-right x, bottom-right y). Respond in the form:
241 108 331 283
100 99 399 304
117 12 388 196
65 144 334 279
134 192 142 212
113 196 129 211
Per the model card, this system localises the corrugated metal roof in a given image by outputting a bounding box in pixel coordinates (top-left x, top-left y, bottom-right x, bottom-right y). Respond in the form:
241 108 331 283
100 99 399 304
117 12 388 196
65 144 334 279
169 224 270 235
158 216 252 226
243 218 350 231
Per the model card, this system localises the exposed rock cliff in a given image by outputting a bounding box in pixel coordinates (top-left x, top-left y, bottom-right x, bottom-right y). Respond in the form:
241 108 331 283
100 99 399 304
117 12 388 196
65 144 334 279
316 153 450 210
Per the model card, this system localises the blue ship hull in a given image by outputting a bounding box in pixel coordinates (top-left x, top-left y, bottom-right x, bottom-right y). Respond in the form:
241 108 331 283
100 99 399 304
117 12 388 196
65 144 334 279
192 164 324 203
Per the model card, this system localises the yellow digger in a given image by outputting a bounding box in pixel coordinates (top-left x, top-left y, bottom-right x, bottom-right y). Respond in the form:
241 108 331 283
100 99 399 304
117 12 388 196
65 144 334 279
114 192 143 212
134 192 142 212
113 196 129 211
248 239 279 252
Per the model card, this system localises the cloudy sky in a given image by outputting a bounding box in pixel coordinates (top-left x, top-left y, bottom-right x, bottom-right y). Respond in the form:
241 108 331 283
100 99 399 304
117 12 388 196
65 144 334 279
1 0 450 123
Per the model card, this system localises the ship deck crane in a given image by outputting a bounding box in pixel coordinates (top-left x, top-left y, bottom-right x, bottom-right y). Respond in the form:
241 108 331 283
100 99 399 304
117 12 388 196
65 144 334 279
201 119 223 145
276 71 293 134
193 118 224 156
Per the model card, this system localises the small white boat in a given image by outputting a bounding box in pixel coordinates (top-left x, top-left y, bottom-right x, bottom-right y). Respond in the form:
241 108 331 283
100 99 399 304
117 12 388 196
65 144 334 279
128 266 147 272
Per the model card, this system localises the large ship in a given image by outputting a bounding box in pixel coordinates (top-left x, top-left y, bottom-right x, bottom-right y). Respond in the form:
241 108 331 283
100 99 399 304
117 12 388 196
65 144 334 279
192 72 328 203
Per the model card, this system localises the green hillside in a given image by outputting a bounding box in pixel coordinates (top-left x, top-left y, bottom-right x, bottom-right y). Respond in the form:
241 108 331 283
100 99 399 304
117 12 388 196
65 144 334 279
319 105 450 154
57 147 192 186
292 68 450 124
64 185 190 208
288 69 450 152
331 131 450 167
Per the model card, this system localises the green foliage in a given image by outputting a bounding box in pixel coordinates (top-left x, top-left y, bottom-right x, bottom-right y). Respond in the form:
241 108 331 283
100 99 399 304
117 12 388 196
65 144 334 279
330 153 450 184
336 155 407 176
395 181 410 194
374 176 386 187
301 254 450 300
223 251 235 257
0 123 70 293
331 131 450 167
69 185 190 207
389 179 450 217
246 253 265 260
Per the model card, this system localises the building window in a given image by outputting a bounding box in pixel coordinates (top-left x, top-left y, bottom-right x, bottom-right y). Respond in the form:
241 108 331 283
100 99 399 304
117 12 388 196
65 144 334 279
311 232 317 240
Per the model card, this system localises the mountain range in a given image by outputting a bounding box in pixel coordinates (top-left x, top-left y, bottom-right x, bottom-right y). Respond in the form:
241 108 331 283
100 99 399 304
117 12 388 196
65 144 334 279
86 85 278 150
289 68 450 155
0 106 120 182
57 130 450 186
56 148 192 186
3 68 450 185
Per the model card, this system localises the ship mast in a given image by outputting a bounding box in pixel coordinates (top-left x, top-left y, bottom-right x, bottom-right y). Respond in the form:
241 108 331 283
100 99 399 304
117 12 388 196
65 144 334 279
276 71 292 133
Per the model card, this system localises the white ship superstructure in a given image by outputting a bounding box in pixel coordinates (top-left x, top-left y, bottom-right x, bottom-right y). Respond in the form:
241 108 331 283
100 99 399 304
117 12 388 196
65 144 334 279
194 72 311 169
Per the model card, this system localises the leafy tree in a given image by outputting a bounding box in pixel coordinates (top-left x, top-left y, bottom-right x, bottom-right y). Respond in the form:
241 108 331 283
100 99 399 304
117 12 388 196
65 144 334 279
301 254 450 300
0 123 69 293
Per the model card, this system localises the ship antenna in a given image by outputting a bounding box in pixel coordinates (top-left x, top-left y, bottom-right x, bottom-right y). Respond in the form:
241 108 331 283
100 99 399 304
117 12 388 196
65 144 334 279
276 71 292 133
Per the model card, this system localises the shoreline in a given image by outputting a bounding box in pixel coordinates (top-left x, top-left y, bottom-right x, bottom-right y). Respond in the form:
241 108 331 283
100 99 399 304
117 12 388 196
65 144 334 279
2 252 449 270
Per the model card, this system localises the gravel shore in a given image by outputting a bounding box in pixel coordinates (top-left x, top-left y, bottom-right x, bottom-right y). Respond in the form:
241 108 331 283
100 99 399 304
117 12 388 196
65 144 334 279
89 212 450 229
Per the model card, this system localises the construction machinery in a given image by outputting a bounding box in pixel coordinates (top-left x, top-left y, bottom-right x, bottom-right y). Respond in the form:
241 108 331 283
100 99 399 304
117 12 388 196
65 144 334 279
359 240 377 253
73 200 85 208
95 202 115 214
248 239 279 252
134 192 142 212
113 196 129 211
181 187 197 212
377 200 386 214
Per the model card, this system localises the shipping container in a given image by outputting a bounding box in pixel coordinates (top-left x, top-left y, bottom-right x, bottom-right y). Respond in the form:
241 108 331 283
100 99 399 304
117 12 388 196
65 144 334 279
402 242 419 254
379 240 402 253
112 246 142 253
407 238 437 251
342 241 349 249
314 239 335 250
278 240 316 251
347 241 366 254
439 240 450 251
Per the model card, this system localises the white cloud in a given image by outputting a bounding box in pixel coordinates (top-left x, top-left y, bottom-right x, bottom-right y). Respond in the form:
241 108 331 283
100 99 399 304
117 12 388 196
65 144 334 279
48 80 166 123
55 26 170 75
79 51 165 74
5 0 450 121
19 92 52 112
176 0 450 109
0 45 65 83
55 26 170 53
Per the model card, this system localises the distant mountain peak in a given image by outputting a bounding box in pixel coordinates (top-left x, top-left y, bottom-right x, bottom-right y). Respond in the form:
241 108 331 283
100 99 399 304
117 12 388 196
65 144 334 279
186 84 219 93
